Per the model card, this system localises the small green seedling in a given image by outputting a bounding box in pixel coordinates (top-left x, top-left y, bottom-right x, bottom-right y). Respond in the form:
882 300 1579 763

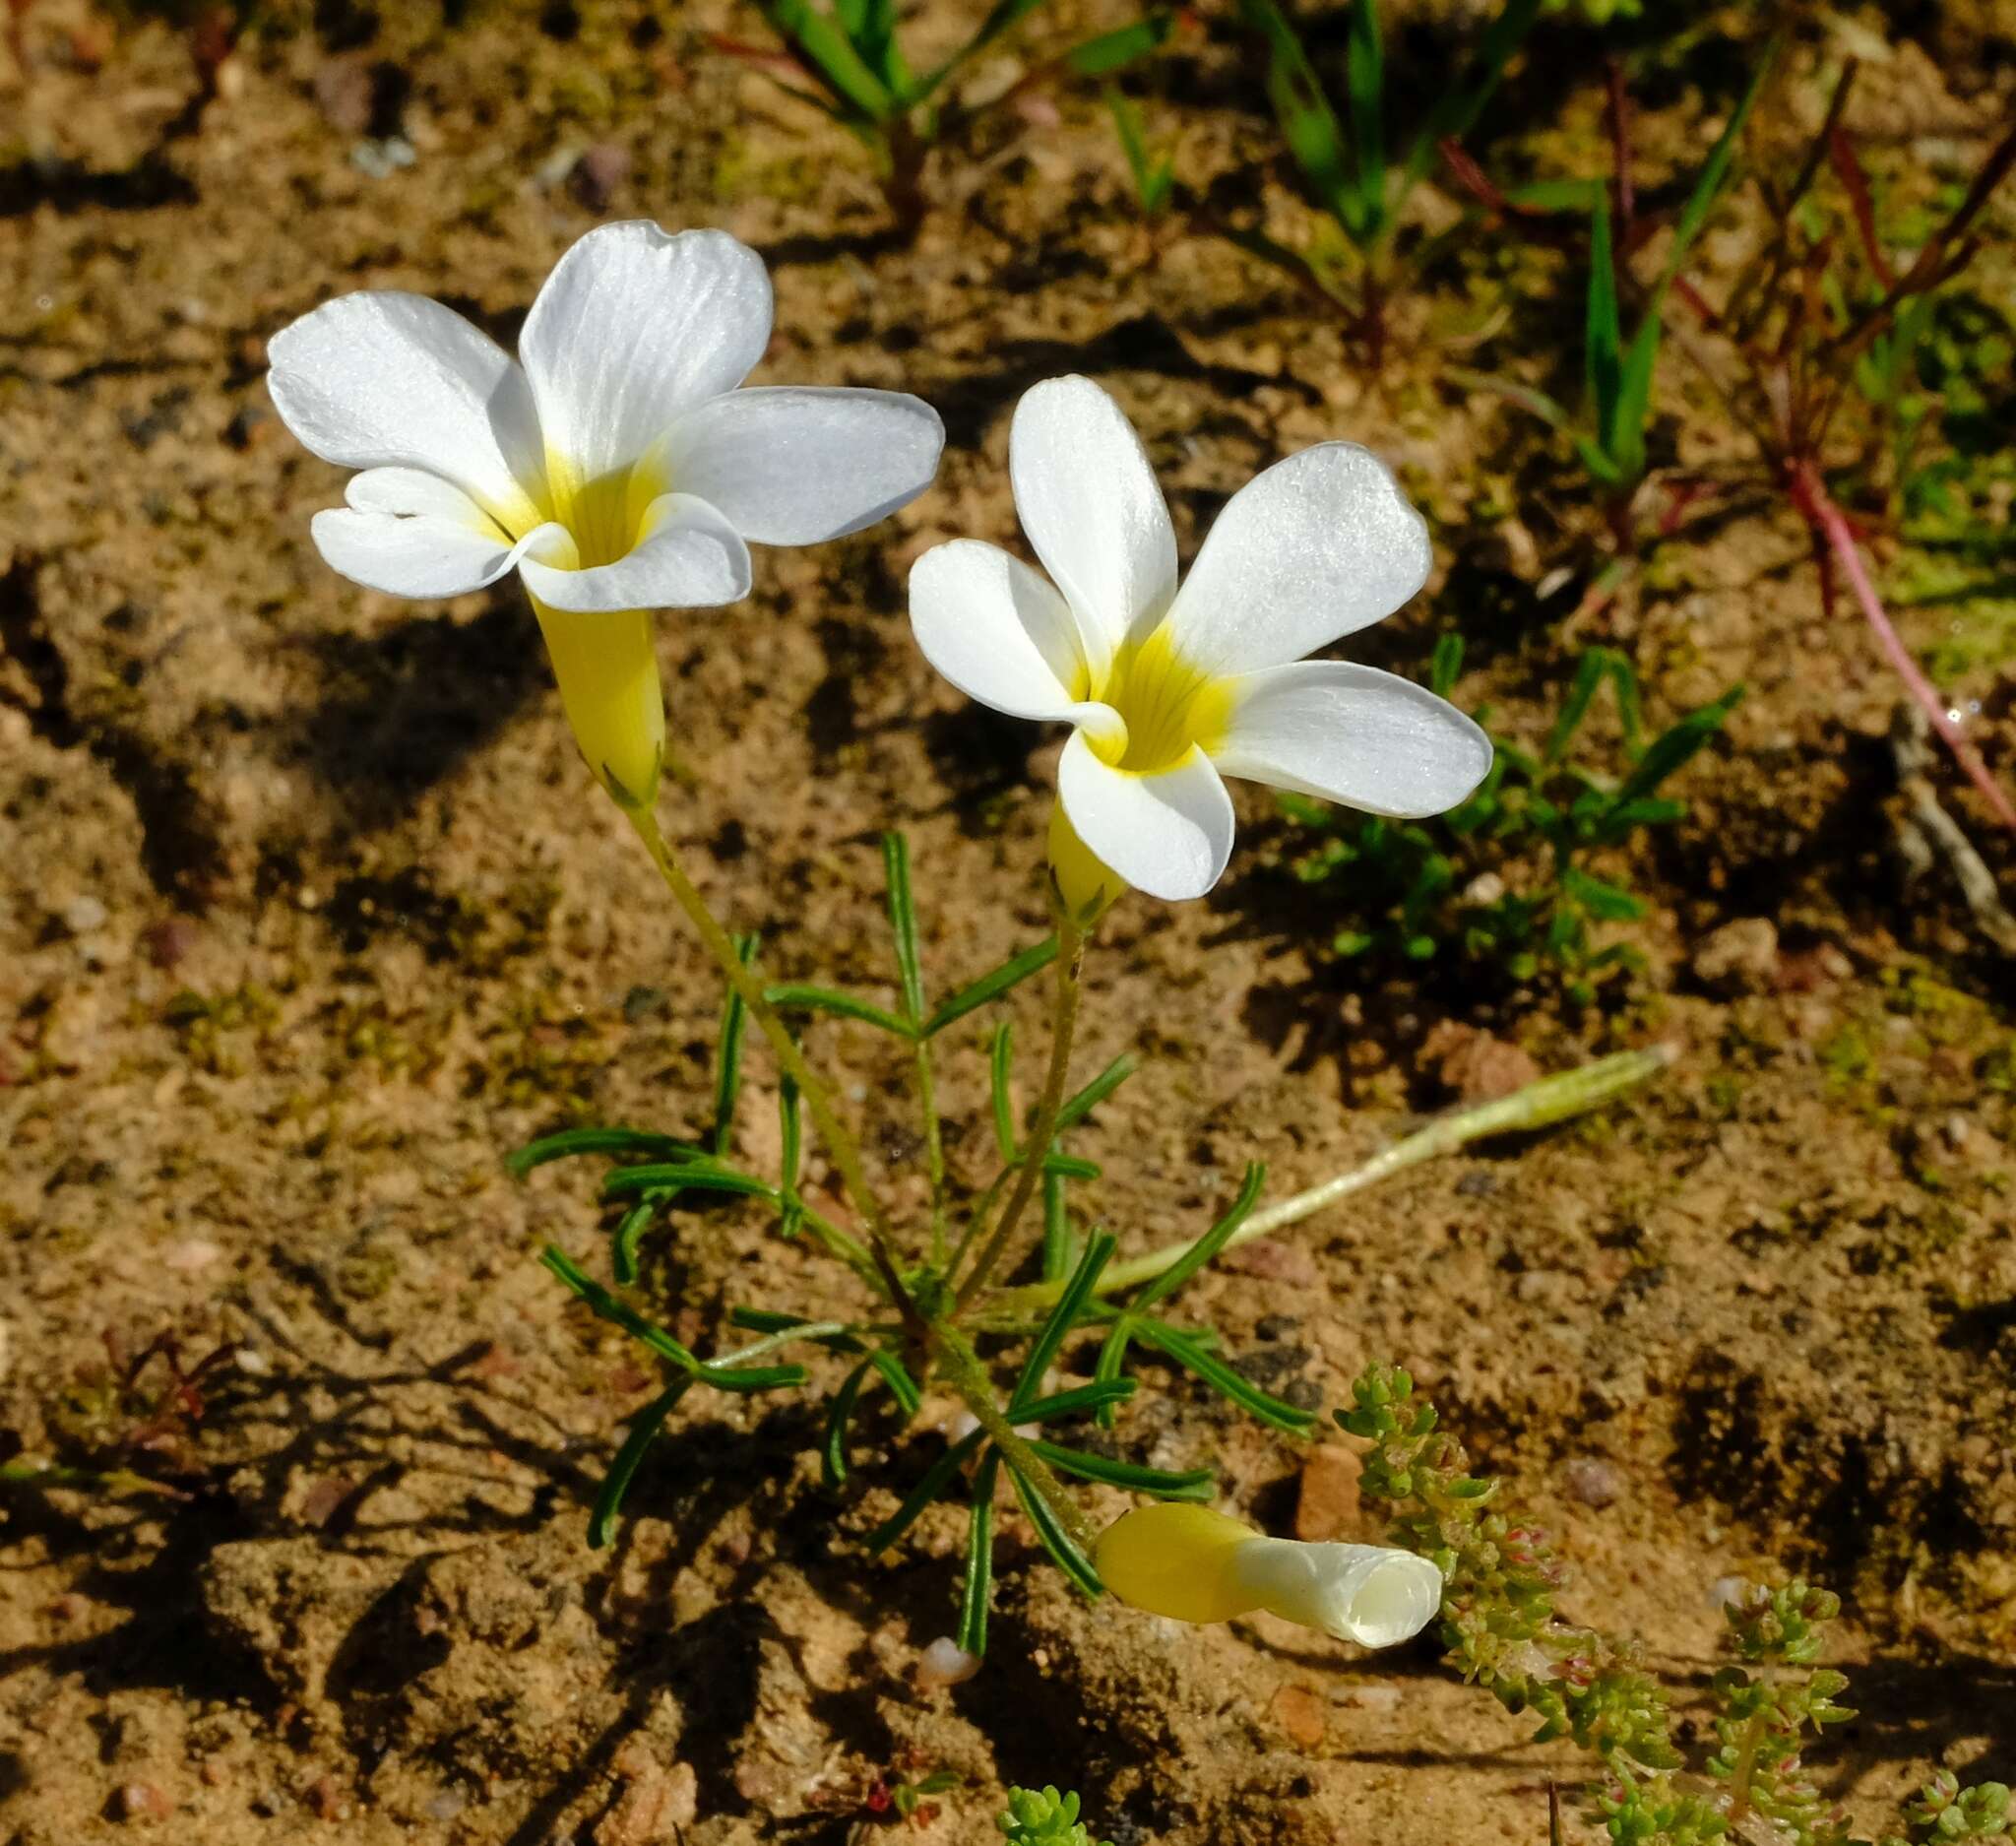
722 0 1172 235
1000 1786 1115 1846
1221 0 1542 356
1283 638 1740 1003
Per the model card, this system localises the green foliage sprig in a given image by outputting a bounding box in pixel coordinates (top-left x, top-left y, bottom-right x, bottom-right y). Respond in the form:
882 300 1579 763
1282 638 1739 1002
726 0 1171 234
1344 1364 2009 1846
521 833 1324 1652
1000 1785 1115 1846
1218 0 1541 350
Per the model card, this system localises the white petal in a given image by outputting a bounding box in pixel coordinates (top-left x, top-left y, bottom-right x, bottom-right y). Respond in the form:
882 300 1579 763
267 292 544 530
1161 442 1432 675
909 541 1119 736
1056 731 1234 902
308 471 561 600
519 491 752 612
519 223 773 486
1228 1539 1443 1649
1212 661 1491 815
1010 375 1176 677
664 387 945 545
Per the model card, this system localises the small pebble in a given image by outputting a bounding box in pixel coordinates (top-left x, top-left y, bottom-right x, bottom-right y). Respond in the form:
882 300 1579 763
1561 1457 1624 1509
915 1637 981 1688
64 895 109 935
117 1782 175 1821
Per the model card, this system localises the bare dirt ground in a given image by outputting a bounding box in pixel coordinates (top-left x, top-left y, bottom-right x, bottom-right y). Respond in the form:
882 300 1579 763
3 1 2015 1840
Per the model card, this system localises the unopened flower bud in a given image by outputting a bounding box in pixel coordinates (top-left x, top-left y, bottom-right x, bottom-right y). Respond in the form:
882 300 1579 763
1095 1502 1443 1648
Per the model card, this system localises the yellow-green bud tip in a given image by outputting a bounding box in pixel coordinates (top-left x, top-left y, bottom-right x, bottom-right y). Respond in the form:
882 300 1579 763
1047 803 1122 924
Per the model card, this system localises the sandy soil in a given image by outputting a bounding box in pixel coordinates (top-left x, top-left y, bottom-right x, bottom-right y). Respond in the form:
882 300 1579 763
3 1 2015 1840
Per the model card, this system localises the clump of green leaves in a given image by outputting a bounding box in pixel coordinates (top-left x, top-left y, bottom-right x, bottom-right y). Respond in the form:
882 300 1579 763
520 833 1312 1653
1000 1786 1115 1846
1457 51 1769 550
1220 0 1540 355
724 0 1170 235
1344 1363 2008 1846
1282 639 1739 1003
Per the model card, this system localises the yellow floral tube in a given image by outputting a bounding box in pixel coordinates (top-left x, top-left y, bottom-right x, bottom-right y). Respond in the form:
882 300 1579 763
532 596 665 811
1096 1502 1444 1648
1047 801 1123 924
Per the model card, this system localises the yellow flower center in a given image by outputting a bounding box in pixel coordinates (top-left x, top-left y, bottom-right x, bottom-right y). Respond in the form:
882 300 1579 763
524 446 671 569
1081 624 1234 776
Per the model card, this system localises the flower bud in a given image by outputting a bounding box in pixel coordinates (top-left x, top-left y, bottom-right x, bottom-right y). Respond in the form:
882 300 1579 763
1096 1502 1443 1648
533 598 665 810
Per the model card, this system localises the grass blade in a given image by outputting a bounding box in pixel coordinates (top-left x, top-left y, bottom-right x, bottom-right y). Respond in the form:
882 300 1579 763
777 1074 804 1239
750 0 897 120
1345 0 1384 245
1238 0 1358 237
1586 198 1623 462
1066 13 1174 78
1401 0 1542 202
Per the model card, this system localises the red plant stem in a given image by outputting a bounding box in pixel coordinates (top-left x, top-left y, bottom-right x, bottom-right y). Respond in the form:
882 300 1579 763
1793 463 2016 834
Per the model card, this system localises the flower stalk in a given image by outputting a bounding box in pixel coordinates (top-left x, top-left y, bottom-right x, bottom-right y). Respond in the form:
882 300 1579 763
955 913 1087 1311
618 799 921 1326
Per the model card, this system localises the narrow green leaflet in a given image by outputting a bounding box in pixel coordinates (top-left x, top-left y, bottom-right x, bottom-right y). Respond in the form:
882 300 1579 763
777 1074 804 1239
590 1381 689 1548
710 933 759 1157
924 937 1058 1036
508 1125 702 1178
1136 1319 1317 1432
881 833 927 1024
823 1359 877 1487
1006 1461 1103 1596
1128 1163 1266 1311
864 1427 987 1554
1053 1054 1138 1134
764 983 914 1037
543 1248 807 1392
1012 1233 1117 1413
959 1451 1001 1654
1029 1440 1216 1500
1065 13 1174 79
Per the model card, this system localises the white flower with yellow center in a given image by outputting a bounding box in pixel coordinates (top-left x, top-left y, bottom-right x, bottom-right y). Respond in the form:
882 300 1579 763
268 220 944 807
1097 1502 1443 1648
908 375 1489 910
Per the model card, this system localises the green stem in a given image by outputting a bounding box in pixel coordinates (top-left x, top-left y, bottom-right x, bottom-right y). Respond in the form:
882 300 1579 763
935 1325 1097 1553
954 916 1085 1311
620 803 919 1324
992 1047 1676 1312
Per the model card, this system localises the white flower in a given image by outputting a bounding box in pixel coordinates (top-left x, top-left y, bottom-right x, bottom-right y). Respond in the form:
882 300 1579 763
267 220 944 805
1096 1502 1443 1648
908 375 1489 904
